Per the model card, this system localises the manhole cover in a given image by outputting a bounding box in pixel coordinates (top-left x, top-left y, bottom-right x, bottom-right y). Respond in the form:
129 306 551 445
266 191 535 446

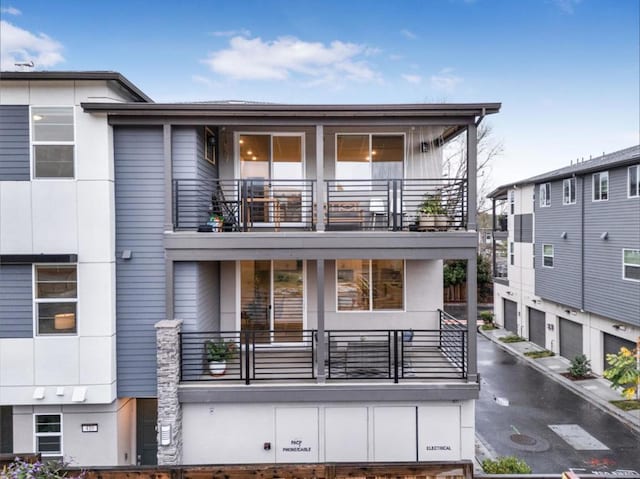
511 434 537 446
501 431 550 452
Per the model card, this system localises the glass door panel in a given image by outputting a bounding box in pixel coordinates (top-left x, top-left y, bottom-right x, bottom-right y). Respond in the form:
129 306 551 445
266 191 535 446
240 135 270 223
240 260 271 343
273 260 304 342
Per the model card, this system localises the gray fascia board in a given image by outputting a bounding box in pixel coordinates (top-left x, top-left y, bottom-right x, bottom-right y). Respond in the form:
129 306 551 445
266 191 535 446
164 232 478 260
1 71 152 102
178 382 479 403
102 116 475 128
81 101 501 116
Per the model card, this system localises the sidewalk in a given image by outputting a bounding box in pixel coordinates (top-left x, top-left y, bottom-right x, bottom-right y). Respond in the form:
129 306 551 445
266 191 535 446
478 325 640 434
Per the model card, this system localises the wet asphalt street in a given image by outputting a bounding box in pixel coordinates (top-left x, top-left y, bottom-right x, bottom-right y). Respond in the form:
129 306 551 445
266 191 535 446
476 335 640 474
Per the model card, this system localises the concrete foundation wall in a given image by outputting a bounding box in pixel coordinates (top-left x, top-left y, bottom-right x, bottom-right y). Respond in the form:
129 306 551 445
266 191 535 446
181 400 474 465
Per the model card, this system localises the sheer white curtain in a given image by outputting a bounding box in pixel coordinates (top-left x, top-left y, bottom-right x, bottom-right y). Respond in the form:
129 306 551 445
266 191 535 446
405 126 445 179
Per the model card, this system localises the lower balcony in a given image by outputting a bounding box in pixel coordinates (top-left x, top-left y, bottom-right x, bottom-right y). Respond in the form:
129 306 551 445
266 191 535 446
180 312 468 385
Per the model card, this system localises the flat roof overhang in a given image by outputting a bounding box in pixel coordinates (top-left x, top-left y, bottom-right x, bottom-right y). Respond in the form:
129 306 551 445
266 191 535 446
81 102 500 128
1 71 152 102
164 231 479 261
178 382 480 404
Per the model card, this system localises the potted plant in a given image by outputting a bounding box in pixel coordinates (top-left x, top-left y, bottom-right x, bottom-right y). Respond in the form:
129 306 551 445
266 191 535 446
418 193 448 230
205 339 236 376
207 214 224 232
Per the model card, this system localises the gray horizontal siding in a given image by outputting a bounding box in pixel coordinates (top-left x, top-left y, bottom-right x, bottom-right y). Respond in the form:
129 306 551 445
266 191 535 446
583 167 640 326
114 126 165 397
0 105 30 181
174 261 220 333
534 177 583 310
0 264 33 337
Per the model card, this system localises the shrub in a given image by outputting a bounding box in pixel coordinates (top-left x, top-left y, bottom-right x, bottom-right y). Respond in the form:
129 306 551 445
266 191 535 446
2 458 85 479
479 310 494 324
499 334 525 343
482 456 532 474
604 346 640 400
524 350 555 359
569 354 592 378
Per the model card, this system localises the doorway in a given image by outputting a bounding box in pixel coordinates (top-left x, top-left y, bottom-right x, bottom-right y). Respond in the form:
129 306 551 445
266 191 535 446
238 134 305 225
136 398 157 465
240 260 305 343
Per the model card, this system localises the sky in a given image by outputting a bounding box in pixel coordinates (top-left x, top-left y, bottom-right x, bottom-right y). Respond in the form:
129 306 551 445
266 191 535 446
1 0 638 189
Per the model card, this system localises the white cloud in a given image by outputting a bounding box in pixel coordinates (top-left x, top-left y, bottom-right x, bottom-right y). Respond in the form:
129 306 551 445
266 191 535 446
402 74 422 84
191 74 219 88
1 6 21 15
202 35 379 84
210 29 251 37
0 20 64 70
400 29 417 40
550 0 581 13
430 68 462 92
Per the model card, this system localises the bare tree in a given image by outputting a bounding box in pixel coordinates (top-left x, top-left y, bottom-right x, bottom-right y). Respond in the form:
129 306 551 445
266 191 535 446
443 122 503 216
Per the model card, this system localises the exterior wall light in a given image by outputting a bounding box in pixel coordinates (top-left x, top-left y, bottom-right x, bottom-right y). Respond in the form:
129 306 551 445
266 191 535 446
560 231 567 239
600 232 608 240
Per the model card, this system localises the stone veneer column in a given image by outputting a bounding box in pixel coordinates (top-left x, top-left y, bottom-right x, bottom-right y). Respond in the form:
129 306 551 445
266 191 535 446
155 319 183 465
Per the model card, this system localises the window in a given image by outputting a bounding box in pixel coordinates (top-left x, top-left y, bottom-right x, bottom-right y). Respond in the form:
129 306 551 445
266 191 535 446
337 259 403 311
34 414 62 457
543 244 554 268
593 171 608 201
204 127 216 165
31 107 74 178
539 183 550 207
336 134 404 180
623 249 640 281
509 242 514 266
629 165 639 198
563 178 576 205
508 190 515 214
35 265 77 334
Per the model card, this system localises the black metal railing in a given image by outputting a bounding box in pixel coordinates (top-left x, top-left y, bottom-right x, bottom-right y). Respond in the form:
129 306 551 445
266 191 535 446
438 309 468 377
181 326 468 384
173 179 316 231
325 178 467 231
180 330 315 383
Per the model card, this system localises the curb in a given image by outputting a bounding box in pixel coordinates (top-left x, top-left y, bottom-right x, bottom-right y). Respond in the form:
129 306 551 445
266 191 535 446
478 327 640 435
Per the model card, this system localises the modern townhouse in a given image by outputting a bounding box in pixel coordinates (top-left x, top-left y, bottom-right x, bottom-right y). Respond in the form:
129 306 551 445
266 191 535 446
0 71 500 466
489 146 640 375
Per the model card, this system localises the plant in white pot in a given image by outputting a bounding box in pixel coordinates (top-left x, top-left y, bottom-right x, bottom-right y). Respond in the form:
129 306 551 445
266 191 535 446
205 339 236 376
418 193 448 230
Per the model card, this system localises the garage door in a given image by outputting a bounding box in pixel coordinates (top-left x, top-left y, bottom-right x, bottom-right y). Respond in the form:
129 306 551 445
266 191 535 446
603 333 635 372
503 299 518 334
559 318 582 360
528 307 546 348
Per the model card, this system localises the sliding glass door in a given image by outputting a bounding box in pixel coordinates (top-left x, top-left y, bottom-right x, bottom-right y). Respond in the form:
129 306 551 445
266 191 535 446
240 260 304 343
239 134 304 225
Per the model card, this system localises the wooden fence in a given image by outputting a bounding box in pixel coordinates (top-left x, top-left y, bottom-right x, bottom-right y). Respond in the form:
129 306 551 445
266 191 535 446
56 461 473 479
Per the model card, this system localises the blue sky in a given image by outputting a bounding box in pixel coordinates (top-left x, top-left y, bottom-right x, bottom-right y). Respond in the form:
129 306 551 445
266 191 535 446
1 0 638 187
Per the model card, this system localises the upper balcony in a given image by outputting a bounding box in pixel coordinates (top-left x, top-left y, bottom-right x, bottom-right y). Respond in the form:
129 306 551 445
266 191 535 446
173 177 468 233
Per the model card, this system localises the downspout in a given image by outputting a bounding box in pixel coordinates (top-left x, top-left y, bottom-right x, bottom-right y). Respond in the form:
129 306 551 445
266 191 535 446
580 174 585 310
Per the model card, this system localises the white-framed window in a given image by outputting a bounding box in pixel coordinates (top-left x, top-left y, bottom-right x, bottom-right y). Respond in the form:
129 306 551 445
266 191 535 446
539 183 550 207
563 178 576 205
592 171 609 201
509 242 514 266
623 249 640 282
34 264 77 335
335 133 404 180
34 413 62 457
628 165 639 198
204 127 216 165
542 244 554 268
336 259 404 311
508 190 515 214
31 106 75 178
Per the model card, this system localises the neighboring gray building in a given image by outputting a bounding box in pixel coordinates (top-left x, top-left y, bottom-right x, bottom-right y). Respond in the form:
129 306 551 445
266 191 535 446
489 146 640 373
0 71 500 465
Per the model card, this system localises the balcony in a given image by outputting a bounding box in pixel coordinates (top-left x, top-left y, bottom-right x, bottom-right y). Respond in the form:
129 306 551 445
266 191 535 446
173 178 467 232
179 311 468 385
